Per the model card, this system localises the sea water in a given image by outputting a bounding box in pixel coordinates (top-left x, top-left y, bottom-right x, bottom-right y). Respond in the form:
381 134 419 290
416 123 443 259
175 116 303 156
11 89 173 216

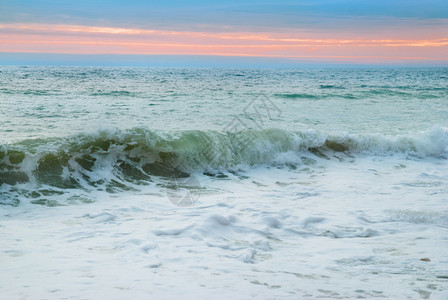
1 66 448 299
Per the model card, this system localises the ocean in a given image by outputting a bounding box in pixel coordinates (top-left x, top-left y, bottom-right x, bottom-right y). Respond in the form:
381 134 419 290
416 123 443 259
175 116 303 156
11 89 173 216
1 66 448 299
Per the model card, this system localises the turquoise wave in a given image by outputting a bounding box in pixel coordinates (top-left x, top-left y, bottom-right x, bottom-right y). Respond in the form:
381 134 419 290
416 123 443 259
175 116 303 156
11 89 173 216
1 127 447 205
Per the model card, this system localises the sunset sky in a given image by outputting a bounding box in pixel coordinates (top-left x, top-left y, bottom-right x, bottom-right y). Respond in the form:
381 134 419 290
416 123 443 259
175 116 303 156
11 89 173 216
1 0 448 66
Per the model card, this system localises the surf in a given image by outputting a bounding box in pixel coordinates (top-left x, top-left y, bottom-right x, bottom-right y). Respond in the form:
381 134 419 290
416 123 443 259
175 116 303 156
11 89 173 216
1 127 447 200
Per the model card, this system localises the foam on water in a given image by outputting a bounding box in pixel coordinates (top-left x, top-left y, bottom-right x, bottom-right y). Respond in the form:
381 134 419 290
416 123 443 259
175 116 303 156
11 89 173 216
1 67 448 299
1 127 447 207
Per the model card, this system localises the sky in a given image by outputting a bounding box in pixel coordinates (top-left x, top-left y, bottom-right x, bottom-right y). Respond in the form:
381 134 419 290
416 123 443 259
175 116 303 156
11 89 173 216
1 0 448 67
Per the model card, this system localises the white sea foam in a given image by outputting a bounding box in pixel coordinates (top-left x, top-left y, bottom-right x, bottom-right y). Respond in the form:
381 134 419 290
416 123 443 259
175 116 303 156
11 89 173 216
1 67 448 299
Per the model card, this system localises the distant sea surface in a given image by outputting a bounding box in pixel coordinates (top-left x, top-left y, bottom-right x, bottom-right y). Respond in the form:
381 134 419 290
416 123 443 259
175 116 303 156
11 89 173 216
1 67 448 299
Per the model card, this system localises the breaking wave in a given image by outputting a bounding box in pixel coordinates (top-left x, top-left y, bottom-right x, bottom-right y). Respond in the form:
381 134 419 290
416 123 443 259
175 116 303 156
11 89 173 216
1 127 447 205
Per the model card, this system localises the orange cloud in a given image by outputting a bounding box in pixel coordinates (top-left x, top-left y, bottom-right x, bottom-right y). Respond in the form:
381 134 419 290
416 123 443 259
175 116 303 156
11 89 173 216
1 23 447 63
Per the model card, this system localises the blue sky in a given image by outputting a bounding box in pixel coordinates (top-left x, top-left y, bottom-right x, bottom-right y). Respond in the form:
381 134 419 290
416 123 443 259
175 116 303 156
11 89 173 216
1 0 448 66
3 1 448 27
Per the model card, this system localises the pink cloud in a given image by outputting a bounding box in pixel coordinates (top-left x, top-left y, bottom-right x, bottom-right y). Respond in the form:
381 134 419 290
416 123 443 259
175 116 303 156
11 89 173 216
1 23 447 63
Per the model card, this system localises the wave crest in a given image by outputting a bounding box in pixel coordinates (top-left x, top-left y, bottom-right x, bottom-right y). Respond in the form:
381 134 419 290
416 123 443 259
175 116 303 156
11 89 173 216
1 127 447 202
